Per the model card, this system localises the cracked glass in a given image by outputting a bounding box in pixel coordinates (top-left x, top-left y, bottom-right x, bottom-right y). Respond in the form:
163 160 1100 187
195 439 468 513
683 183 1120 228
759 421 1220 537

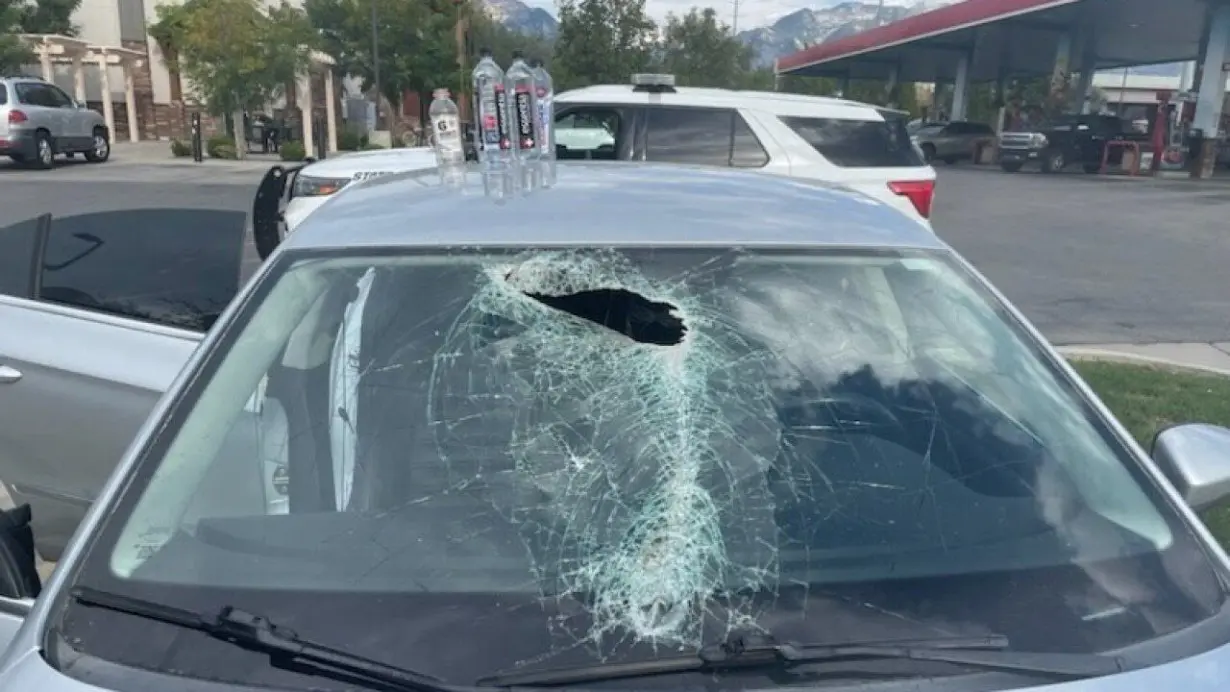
62 245 1225 690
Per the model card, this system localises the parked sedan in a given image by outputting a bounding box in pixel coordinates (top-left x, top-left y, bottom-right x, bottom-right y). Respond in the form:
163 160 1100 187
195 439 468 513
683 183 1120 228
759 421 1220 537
2 162 1230 692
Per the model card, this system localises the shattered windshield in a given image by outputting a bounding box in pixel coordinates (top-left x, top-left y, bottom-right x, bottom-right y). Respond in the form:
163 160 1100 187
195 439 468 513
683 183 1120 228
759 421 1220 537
63 246 1223 690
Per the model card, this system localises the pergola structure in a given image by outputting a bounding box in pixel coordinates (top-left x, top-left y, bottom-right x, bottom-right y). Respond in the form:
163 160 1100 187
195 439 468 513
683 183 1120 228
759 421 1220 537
23 34 146 143
297 49 339 154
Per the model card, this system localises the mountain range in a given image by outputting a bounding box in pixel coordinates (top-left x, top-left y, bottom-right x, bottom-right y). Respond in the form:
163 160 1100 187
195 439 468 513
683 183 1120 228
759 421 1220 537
480 0 1183 77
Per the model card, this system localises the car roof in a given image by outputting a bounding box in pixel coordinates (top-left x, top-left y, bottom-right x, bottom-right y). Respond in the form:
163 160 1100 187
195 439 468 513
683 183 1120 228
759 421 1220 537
555 84 889 120
286 162 945 252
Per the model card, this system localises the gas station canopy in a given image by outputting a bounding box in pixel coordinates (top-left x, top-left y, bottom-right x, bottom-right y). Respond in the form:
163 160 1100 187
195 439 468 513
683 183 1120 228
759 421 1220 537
776 0 1210 82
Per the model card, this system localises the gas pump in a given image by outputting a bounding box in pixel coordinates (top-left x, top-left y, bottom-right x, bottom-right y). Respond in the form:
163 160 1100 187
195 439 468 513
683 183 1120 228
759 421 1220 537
1154 90 1198 173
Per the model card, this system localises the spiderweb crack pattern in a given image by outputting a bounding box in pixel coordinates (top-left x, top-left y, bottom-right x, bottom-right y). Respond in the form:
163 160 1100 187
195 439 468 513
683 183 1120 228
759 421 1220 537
427 249 786 652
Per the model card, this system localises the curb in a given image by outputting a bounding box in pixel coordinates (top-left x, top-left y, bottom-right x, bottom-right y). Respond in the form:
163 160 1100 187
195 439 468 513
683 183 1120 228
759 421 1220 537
1059 347 1230 378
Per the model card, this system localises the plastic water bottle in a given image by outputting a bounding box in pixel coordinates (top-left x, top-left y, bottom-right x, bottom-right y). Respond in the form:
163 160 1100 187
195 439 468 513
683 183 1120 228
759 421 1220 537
506 52 539 163
471 48 511 170
428 88 465 187
530 57 556 187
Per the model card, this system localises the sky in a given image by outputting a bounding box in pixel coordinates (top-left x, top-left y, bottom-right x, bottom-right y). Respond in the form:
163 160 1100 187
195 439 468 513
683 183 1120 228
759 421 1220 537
518 0 924 33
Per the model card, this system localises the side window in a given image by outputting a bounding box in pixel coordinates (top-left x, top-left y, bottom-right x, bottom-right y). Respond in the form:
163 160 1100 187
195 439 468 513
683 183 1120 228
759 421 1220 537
45 85 74 108
0 216 48 299
645 106 734 167
36 210 245 332
14 83 43 106
973 123 996 136
731 114 769 168
781 114 926 168
941 123 962 135
554 107 621 160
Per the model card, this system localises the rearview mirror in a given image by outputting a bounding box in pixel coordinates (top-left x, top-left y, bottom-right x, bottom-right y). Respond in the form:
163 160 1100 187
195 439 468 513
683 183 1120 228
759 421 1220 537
1151 423 1230 511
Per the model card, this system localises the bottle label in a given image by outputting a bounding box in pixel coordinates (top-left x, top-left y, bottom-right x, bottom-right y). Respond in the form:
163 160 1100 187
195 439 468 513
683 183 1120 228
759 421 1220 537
513 85 536 150
494 85 512 150
433 114 463 158
476 87 501 149
536 87 551 154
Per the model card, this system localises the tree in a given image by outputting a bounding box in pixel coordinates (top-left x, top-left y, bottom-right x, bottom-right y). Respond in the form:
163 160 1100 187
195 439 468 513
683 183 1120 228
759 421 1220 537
653 8 753 88
148 0 204 102
18 0 78 35
553 0 655 91
0 1 33 74
306 0 464 128
152 0 314 133
1 0 84 74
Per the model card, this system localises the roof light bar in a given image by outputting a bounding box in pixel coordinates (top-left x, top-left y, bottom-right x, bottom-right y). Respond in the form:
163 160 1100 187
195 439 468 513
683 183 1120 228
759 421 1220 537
631 73 676 88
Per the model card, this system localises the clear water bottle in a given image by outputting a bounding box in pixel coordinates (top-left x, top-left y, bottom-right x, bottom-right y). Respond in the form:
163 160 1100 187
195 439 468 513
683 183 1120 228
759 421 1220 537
429 88 465 187
530 57 556 187
506 51 539 163
471 48 511 170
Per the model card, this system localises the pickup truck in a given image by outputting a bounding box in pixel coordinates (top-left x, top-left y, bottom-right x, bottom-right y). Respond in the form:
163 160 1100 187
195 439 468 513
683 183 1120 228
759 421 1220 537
997 114 1149 174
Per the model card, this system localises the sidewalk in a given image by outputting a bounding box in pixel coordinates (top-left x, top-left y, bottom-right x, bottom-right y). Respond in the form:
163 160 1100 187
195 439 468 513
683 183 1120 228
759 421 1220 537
1058 341 1230 375
110 141 281 171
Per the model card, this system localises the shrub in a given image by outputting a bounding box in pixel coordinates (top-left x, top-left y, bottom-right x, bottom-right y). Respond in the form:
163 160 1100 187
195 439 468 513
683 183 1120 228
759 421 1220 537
169 139 192 157
206 135 236 159
337 129 364 151
279 141 306 162
212 144 238 160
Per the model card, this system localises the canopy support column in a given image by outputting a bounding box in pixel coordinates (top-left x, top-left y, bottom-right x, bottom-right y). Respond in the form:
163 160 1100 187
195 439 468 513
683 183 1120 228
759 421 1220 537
951 52 970 121
1193 1 1230 178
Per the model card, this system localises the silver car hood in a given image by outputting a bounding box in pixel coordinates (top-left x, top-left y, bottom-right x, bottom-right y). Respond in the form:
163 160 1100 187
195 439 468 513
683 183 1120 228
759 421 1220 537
3 638 1230 691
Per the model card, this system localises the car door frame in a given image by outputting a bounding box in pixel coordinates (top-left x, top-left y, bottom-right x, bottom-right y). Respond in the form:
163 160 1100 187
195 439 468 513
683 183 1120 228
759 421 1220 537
41 83 88 150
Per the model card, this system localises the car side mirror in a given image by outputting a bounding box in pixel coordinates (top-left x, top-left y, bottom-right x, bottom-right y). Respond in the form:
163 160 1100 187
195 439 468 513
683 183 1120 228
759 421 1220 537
75 99 88 109
1151 423 1230 511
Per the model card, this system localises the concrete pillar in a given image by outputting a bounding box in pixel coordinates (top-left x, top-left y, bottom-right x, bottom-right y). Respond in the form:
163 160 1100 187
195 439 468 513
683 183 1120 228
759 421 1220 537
994 73 1007 134
1072 42 1097 114
951 53 970 121
885 63 900 107
1194 1 1215 90
39 46 53 81
324 67 338 154
123 62 139 142
97 53 116 143
71 56 86 102
1049 32 1073 107
298 71 315 156
1193 1 1230 178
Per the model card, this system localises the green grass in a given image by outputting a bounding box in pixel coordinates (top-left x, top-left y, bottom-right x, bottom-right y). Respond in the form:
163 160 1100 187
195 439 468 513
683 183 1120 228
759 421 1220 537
1070 359 1230 544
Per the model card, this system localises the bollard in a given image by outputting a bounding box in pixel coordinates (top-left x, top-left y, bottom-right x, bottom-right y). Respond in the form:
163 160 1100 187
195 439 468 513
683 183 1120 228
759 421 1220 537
190 112 203 163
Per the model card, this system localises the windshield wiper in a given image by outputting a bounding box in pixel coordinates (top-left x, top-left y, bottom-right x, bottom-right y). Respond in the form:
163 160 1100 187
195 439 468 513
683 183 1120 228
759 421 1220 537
71 586 488 692
476 631 1126 687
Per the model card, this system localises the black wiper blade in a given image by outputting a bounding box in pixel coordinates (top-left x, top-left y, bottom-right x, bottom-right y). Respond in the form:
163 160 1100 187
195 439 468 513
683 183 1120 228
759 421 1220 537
476 632 1126 687
71 586 486 692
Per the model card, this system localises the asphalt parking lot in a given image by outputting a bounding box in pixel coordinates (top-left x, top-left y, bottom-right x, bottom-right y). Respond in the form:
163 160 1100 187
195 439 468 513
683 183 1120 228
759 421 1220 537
930 166 1230 345
1 162 1228 345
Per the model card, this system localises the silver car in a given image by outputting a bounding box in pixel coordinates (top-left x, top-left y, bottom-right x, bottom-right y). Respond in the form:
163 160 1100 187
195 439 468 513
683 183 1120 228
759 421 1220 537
911 120 997 164
0 76 111 169
2 162 1230 691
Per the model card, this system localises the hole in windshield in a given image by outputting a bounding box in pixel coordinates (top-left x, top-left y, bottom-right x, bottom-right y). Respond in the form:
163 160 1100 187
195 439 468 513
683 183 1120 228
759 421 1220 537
523 287 687 346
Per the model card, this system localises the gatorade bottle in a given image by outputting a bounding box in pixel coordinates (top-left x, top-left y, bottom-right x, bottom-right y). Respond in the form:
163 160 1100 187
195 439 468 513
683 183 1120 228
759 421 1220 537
471 48 511 169
530 57 556 187
428 88 465 187
506 52 539 163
